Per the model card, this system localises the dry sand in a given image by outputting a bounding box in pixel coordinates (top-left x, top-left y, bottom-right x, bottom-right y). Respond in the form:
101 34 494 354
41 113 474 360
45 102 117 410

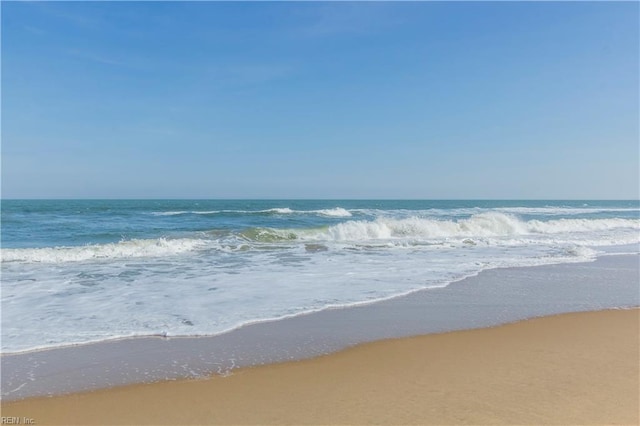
2 308 638 425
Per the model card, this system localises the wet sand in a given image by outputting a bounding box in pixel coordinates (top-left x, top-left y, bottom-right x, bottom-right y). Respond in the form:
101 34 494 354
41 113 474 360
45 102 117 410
2 308 638 425
4 254 639 402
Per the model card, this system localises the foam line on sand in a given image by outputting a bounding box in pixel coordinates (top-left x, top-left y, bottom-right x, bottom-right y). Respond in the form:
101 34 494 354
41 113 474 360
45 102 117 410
2 308 638 425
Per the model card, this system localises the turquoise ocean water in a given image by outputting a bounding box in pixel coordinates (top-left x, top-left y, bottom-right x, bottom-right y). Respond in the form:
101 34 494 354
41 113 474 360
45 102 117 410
2 199 639 353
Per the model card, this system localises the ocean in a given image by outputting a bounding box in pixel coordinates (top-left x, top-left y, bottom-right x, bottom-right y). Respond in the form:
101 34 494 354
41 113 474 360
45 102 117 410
2 199 639 354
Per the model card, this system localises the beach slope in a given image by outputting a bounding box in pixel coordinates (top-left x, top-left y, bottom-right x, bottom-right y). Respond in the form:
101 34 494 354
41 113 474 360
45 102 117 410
2 309 638 425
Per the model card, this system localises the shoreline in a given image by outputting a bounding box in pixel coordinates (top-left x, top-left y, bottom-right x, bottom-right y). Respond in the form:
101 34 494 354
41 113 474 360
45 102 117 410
2 253 639 401
2 308 638 425
4 249 637 358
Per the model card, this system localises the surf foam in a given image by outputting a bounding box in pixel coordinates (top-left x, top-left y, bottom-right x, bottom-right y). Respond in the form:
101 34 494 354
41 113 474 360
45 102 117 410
1 238 206 263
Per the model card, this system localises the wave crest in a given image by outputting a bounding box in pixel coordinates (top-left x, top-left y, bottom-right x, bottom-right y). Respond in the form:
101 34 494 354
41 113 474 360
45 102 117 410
5 214 638 263
300 213 640 241
1 238 206 264
149 207 350 217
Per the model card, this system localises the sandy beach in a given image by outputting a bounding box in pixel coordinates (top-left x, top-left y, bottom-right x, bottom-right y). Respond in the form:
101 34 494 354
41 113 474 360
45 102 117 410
2 308 638 425
3 0 639 423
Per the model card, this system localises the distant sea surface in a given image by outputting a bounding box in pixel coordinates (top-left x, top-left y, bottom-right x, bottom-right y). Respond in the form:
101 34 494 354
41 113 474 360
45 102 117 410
2 200 639 353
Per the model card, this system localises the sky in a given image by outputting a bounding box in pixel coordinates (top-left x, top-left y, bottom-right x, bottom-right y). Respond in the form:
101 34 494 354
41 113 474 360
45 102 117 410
2 2 638 199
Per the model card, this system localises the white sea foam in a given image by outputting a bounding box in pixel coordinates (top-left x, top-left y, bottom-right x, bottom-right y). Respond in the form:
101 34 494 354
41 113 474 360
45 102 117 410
564 246 599 258
3 236 626 353
261 208 294 214
348 206 640 220
3 201 639 354
496 206 640 215
296 213 640 242
151 211 189 216
1 238 206 263
4 214 637 264
150 207 351 217
255 207 351 216
311 208 352 217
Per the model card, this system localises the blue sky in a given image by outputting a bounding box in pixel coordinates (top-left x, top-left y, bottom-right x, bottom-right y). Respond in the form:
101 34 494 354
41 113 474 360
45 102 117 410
2 2 638 199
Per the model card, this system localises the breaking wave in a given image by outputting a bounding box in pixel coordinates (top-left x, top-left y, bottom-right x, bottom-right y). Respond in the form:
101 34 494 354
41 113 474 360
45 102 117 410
4 213 637 263
150 207 351 217
234 213 639 243
496 206 640 215
289 213 638 241
1 238 207 264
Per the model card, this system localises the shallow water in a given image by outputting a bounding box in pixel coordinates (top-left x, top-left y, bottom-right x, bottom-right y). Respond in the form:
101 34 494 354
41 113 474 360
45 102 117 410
2 254 638 400
2 200 639 352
